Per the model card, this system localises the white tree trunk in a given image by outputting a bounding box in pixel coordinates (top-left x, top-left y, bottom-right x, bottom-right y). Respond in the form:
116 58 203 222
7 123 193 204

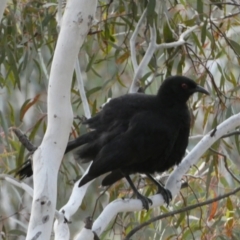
26 0 97 239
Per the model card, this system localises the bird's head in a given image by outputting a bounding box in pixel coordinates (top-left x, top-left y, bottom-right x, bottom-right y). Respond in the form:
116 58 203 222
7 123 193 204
158 76 209 103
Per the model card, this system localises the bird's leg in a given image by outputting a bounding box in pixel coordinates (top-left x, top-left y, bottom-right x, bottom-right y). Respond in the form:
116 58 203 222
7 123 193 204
145 173 172 206
123 174 152 211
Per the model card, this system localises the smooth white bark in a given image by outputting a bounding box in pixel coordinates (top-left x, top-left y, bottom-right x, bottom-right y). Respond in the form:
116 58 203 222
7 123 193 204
26 0 97 239
130 26 157 93
130 9 147 73
59 165 93 220
0 174 33 197
74 228 95 240
54 212 70 240
75 60 91 119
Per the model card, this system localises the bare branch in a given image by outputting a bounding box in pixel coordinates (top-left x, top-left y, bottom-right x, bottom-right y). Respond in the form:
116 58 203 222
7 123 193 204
11 128 37 152
156 24 203 50
129 25 157 93
59 165 93 221
221 130 240 138
163 12 178 39
56 0 64 28
0 174 33 197
130 9 147 73
75 60 91 119
124 186 240 240
37 48 49 83
210 148 240 184
54 211 70 240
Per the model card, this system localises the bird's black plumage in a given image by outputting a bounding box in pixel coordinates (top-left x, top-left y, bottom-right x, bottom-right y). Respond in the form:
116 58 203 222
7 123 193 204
16 76 209 210
76 76 209 210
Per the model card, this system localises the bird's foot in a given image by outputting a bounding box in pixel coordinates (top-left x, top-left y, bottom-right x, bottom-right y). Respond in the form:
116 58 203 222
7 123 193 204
136 192 152 211
157 187 172 206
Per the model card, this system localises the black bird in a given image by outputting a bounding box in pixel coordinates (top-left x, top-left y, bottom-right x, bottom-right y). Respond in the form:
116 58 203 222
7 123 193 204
16 76 209 210
76 76 208 210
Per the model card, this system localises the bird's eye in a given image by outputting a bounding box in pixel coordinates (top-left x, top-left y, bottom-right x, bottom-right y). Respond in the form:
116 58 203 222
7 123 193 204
181 83 188 89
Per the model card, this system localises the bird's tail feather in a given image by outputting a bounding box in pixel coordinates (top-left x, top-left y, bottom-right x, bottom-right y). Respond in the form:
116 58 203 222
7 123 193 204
79 174 96 187
65 131 99 153
101 170 124 186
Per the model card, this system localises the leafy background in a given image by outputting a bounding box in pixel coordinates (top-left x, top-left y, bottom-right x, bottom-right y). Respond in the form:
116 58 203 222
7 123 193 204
1 0 240 239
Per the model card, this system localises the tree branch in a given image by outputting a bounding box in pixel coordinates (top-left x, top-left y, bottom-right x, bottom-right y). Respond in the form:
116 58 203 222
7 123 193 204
75 60 91 119
130 25 157 93
11 128 37 152
130 9 147 73
0 174 33 197
26 0 97 239
124 186 240 240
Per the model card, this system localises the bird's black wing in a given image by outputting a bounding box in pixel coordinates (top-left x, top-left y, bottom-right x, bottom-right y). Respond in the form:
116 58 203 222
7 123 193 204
84 93 156 131
66 93 155 154
72 93 157 161
79 111 181 186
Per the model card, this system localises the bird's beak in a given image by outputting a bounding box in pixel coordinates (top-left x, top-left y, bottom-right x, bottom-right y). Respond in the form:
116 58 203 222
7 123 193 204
194 85 209 95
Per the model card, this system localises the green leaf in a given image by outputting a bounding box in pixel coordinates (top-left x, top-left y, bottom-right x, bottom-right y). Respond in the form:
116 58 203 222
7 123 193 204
19 95 41 121
163 23 174 43
206 158 214 198
192 32 206 57
175 212 185 228
86 86 102 98
91 99 97 115
229 39 240 57
146 0 156 27
29 116 46 141
226 197 233 211
33 59 42 83
16 145 25 166
116 75 127 88
6 47 21 89
197 0 204 21
7 101 15 126
0 111 9 145
140 71 152 85
86 53 96 72
177 56 185 75
201 21 208 46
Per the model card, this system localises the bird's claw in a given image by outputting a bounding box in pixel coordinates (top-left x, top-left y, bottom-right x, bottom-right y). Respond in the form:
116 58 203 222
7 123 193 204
158 187 172 206
136 193 153 211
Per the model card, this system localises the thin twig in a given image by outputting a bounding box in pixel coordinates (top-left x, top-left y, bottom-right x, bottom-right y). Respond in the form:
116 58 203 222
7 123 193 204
156 24 203 50
124 186 240 240
130 9 147 73
75 60 91 119
209 148 240 184
186 45 225 105
130 25 157 93
11 128 37 152
222 130 240 138
92 186 111 219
